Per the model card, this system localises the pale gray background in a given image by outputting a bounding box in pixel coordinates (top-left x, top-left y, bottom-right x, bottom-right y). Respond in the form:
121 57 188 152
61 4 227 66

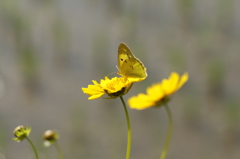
0 0 240 159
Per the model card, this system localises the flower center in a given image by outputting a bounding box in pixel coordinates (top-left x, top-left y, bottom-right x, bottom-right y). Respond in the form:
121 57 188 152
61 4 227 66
104 87 127 98
155 96 170 107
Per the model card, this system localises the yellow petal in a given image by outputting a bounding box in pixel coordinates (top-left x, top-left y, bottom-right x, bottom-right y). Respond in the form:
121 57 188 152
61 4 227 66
88 93 105 100
162 72 179 95
82 84 105 100
176 72 188 90
128 94 155 110
146 83 164 101
82 85 103 95
92 80 99 85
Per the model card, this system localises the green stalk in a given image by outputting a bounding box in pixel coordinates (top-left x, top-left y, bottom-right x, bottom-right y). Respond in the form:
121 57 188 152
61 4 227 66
54 142 64 159
120 96 131 159
26 137 39 159
160 104 173 159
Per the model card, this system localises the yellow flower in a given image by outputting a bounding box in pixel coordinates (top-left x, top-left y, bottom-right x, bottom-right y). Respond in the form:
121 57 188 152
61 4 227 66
128 72 188 110
82 76 142 100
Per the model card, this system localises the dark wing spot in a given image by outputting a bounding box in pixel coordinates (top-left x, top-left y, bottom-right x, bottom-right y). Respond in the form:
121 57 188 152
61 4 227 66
124 60 128 63
127 54 132 58
121 58 124 61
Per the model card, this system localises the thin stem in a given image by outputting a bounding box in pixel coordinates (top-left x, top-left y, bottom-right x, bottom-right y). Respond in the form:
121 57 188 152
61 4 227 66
54 142 64 159
120 96 131 159
160 104 173 159
26 137 39 159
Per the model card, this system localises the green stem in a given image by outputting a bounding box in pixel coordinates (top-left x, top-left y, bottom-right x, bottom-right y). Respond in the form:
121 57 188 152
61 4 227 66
120 96 131 159
26 137 39 159
160 104 173 159
54 142 64 159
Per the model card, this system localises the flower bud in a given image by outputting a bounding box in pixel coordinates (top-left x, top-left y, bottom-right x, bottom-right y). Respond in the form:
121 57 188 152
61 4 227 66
13 125 31 142
43 130 59 147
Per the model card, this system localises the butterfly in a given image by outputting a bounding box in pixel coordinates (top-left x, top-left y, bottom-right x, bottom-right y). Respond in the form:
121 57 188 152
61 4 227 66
117 42 147 79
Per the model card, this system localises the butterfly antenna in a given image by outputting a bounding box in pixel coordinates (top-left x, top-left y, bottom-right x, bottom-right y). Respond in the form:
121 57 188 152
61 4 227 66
116 65 119 71
106 72 118 78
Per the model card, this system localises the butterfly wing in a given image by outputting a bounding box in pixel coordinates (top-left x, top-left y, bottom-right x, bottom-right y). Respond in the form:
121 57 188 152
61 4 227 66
121 58 147 78
118 43 147 78
118 42 136 68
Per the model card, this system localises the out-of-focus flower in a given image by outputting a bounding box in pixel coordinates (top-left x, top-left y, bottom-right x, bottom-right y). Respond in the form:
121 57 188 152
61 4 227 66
128 72 188 110
13 125 31 142
43 130 59 147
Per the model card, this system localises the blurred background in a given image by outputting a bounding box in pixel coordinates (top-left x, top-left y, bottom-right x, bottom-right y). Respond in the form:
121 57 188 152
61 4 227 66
0 0 240 159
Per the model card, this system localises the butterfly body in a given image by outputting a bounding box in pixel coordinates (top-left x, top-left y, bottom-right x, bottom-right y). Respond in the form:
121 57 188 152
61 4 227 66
118 43 147 78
